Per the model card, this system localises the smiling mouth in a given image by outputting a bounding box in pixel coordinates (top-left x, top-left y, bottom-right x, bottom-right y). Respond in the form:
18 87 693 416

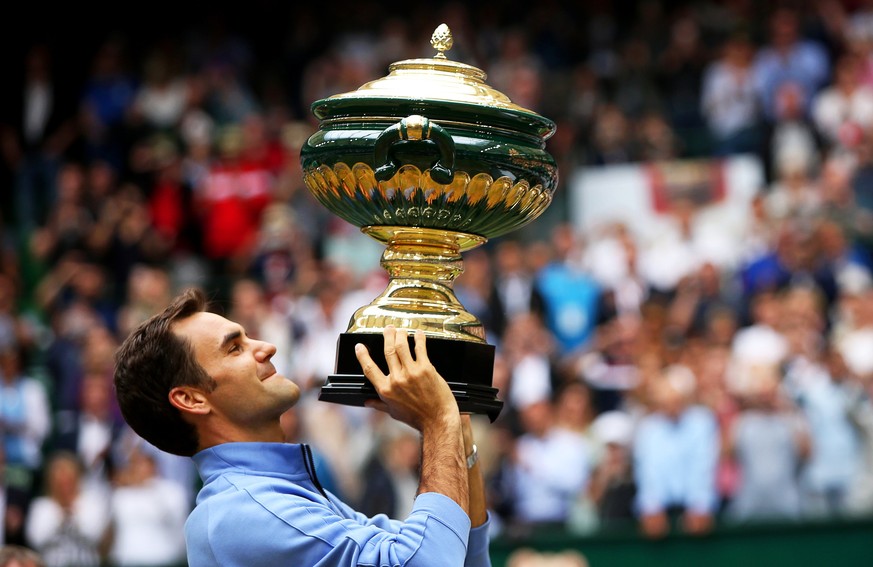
260 366 278 381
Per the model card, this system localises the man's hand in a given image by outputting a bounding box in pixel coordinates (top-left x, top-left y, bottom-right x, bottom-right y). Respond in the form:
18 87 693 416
355 326 468 514
355 326 459 432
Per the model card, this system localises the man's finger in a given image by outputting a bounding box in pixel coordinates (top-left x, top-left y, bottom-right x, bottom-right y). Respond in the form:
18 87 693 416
412 330 430 366
355 343 387 389
382 326 403 378
394 328 415 367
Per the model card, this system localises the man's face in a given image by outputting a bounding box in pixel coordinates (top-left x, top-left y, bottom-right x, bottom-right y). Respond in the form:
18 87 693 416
173 311 300 430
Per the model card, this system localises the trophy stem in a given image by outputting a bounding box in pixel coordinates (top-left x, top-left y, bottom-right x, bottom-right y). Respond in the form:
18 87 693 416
348 227 488 343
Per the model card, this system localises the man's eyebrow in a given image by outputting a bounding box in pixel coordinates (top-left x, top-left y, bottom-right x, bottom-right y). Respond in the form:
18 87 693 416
219 330 243 351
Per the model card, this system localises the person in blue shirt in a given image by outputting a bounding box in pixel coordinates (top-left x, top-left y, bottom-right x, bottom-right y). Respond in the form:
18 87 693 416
113 287 491 567
633 364 720 539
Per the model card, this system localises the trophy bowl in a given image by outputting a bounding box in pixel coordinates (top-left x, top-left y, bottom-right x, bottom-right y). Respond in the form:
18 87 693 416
300 24 558 421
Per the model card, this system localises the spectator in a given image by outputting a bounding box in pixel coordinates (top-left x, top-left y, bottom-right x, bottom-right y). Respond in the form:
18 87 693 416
752 7 831 123
812 52 873 157
49 373 124 496
573 410 637 533
633 364 720 538
700 32 762 156
796 347 863 517
77 36 138 172
764 152 821 223
107 446 187 567
355 420 421 521
488 239 546 340
128 47 191 135
534 224 602 358
502 312 556 413
24 452 109 567
0 346 51 544
729 289 790 386
194 124 272 281
0 42 80 232
655 12 709 155
767 81 823 185
507 397 593 528
725 363 809 522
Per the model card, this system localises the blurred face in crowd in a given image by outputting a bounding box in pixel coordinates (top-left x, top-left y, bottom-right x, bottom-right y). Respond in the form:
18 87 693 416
80 374 112 419
125 449 158 484
649 367 695 418
519 399 553 438
724 36 753 67
556 382 593 429
47 454 82 509
751 291 781 327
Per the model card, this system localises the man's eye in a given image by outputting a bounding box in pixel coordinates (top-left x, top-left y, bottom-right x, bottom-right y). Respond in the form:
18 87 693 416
229 344 241 353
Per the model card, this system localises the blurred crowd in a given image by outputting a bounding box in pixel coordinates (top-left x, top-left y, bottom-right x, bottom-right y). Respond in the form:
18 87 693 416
2 0 873 565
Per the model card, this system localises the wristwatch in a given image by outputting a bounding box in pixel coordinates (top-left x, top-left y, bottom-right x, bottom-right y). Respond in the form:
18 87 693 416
466 444 478 469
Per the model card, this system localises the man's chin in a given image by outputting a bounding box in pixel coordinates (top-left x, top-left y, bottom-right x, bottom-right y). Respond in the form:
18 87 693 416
273 376 301 405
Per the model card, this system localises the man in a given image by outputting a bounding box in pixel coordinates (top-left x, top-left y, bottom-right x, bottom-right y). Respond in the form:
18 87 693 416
113 288 490 566
633 364 719 539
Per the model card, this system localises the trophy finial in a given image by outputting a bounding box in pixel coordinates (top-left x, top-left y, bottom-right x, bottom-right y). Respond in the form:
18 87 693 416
431 24 453 59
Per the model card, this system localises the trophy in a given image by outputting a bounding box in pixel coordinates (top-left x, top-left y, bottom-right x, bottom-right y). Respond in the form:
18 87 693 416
300 24 558 421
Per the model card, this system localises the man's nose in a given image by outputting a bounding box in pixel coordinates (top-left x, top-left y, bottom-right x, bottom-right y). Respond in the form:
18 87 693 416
254 340 277 360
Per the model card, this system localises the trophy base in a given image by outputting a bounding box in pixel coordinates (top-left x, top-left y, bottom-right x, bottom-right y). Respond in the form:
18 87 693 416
319 333 503 422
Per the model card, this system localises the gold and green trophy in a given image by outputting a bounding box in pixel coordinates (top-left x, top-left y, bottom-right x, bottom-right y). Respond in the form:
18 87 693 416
300 25 558 420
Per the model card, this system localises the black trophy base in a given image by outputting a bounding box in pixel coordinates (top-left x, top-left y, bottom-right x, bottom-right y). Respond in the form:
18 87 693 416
319 333 503 422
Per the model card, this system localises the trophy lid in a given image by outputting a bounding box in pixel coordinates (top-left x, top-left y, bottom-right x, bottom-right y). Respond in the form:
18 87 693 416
310 24 556 139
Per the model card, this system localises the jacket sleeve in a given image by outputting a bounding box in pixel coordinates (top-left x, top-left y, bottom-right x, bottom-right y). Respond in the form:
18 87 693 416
464 516 492 567
187 491 474 567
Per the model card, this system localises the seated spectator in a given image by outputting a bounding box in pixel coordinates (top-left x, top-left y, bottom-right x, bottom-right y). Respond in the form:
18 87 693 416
633 364 720 538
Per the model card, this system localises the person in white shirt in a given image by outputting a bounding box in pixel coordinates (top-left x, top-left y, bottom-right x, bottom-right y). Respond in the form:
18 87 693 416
108 445 188 567
25 452 109 567
509 397 592 527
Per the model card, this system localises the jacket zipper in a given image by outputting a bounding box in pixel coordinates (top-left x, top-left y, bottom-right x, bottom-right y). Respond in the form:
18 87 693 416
301 444 328 498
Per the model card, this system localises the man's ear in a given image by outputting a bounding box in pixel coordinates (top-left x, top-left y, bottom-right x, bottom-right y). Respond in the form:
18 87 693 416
169 386 211 416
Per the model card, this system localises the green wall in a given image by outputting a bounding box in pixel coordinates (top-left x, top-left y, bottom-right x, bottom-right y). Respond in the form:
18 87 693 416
489 518 873 567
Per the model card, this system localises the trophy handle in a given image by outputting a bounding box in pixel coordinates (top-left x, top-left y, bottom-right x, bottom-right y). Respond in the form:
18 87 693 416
374 115 455 184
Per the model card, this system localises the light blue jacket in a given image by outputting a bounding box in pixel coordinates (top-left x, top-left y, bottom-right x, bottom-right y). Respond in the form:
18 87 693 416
186 442 491 567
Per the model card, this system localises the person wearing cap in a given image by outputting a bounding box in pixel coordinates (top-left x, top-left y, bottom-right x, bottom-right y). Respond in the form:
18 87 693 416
113 288 491 567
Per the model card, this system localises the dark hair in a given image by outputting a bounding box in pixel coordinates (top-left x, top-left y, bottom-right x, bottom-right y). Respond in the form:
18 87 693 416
114 288 215 456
